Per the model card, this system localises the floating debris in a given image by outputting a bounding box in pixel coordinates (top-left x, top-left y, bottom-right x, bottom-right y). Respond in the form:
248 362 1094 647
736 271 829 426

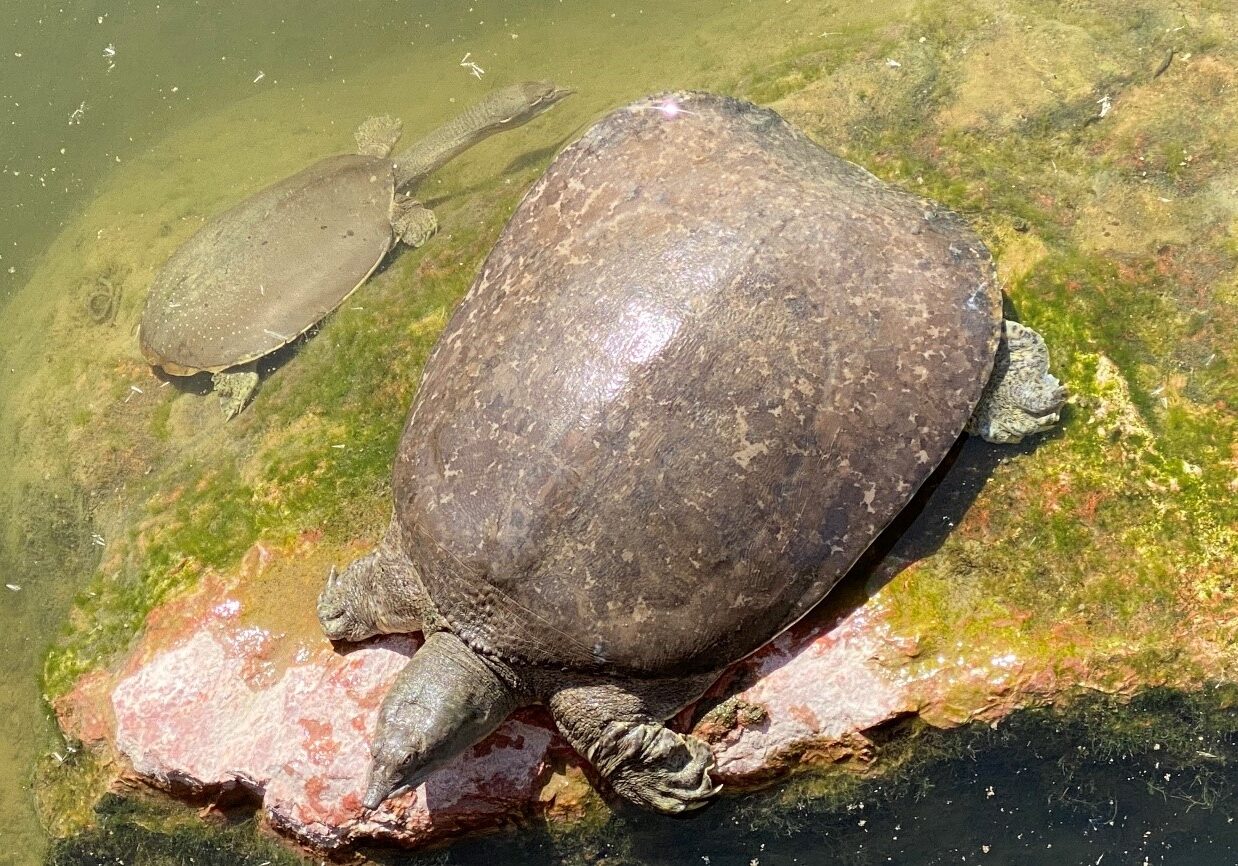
68 101 87 125
5 584 20 591
253 70 266 83
460 52 485 79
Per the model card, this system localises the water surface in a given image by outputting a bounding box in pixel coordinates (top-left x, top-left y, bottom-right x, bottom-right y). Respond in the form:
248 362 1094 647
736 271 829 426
3 0 1235 864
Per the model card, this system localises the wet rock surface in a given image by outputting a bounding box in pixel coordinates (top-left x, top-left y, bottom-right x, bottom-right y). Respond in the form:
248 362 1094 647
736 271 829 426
57 482 1196 853
23 0 1236 858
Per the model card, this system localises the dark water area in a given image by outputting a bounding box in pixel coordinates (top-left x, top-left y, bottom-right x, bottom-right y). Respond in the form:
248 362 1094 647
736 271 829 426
48 692 1238 865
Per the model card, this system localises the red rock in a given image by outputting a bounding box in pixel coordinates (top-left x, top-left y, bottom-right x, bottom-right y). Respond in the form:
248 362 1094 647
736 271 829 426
707 605 917 781
58 564 1122 853
106 612 553 850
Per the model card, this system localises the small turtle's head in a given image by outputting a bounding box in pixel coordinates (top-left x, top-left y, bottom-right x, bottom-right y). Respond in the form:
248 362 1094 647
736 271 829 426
488 79 574 128
362 631 518 811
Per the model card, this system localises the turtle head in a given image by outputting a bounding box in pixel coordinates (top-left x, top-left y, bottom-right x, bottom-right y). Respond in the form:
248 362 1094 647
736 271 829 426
490 80 574 127
362 631 518 810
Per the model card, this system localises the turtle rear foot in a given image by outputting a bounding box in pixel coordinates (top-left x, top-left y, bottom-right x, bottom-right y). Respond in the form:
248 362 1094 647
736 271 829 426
549 677 721 813
211 367 259 420
967 320 1067 444
392 199 438 249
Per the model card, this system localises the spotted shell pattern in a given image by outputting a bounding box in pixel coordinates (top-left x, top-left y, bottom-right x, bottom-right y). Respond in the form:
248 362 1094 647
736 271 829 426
139 154 395 375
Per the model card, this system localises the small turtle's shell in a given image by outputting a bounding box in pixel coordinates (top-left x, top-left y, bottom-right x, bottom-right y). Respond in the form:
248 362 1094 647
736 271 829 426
395 93 1001 677
139 154 395 375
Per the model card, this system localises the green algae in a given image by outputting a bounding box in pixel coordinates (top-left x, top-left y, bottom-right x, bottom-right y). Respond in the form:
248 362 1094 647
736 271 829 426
48 794 305 866
0 0 1231 858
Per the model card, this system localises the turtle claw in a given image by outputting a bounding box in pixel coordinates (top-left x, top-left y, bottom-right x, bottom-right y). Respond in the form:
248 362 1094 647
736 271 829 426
392 200 438 249
317 565 378 642
592 724 721 814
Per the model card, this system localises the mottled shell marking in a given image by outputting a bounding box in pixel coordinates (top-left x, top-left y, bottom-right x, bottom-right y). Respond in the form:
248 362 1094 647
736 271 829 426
394 93 1001 677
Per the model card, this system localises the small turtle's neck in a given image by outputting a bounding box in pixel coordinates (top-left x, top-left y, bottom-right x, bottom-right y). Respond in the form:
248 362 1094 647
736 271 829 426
392 98 511 191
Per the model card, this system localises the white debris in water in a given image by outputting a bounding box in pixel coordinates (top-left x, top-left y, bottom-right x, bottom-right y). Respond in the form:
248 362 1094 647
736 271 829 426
5 584 20 591
253 70 265 83
460 52 485 78
68 102 87 125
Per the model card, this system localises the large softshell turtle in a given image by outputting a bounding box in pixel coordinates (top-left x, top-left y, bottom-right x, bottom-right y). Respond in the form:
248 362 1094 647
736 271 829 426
138 81 572 418
316 92 1067 813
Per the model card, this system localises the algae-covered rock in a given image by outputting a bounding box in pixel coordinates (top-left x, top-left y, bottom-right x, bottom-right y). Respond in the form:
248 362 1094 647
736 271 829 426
11 0 1236 857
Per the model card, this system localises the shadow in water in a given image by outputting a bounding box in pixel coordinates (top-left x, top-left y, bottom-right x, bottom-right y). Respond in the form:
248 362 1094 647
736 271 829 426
365 690 1238 866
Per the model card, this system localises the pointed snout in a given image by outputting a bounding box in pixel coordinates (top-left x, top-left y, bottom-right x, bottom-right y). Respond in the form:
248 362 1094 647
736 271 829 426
362 771 393 811
362 744 408 811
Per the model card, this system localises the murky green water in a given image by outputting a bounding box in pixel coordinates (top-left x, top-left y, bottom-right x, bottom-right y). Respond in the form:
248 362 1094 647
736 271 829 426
2 0 1235 863
0 0 839 860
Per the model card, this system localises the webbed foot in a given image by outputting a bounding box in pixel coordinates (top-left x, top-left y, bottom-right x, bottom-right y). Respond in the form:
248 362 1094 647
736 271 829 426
317 523 429 642
355 115 403 158
589 722 720 813
392 198 438 249
549 678 722 814
967 320 1067 444
317 565 380 642
211 366 259 420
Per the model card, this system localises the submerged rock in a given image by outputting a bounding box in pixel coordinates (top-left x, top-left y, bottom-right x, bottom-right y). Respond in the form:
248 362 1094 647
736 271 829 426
57 529 1150 853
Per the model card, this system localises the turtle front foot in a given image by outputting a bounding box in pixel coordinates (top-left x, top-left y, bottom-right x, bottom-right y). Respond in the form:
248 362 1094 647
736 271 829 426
590 723 720 813
392 199 438 249
317 564 380 642
211 368 259 420
967 320 1067 444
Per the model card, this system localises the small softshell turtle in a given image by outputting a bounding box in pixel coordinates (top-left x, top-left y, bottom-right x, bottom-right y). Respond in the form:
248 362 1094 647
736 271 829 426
316 92 1067 813
138 81 572 418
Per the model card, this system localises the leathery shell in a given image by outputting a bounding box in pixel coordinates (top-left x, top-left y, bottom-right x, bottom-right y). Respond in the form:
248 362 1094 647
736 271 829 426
394 92 1001 676
139 154 395 375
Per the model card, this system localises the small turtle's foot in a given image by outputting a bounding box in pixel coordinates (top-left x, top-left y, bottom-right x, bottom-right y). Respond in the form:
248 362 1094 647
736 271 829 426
317 563 380 642
354 115 403 157
967 320 1068 444
392 199 438 249
211 368 259 420
590 723 720 813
